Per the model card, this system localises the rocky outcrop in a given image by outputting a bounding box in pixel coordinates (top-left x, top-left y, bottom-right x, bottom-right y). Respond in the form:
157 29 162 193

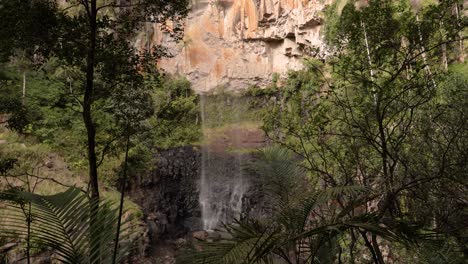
128 146 202 244
127 145 272 259
140 0 331 92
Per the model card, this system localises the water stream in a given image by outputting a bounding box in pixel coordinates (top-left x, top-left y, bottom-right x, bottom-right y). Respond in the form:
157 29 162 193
199 95 248 230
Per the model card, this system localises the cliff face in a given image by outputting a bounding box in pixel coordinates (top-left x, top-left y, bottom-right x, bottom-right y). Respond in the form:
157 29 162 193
142 0 330 92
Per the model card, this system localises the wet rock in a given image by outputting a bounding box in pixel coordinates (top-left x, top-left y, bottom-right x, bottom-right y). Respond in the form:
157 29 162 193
128 146 202 241
206 230 223 242
184 216 203 231
192 230 209 241
174 238 187 249
127 144 273 262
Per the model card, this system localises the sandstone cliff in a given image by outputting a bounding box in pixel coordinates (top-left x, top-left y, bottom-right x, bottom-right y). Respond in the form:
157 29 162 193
139 0 331 92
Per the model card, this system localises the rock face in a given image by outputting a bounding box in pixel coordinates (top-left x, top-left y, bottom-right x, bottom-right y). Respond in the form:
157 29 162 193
142 0 331 92
128 146 202 244
127 141 273 262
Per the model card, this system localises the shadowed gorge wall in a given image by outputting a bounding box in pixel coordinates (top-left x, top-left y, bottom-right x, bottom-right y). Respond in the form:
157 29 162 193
138 0 331 92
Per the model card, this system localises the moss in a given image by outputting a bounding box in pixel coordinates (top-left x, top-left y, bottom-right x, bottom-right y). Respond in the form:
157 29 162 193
202 89 272 130
103 191 144 219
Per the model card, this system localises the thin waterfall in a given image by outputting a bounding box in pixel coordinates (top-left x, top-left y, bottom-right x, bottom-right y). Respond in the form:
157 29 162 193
199 94 248 231
229 104 246 220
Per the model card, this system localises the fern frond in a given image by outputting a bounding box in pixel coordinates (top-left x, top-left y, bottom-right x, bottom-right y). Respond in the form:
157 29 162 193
0 187 133 264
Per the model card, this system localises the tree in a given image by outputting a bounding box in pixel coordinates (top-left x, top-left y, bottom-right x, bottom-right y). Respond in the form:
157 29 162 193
57 0 188 201
1 1 189 262
1 0 189 200
0 0 58 133
0 0 58 63
260 0 466 261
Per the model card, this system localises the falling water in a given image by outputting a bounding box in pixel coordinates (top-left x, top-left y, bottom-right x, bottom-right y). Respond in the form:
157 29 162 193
199 94 248 231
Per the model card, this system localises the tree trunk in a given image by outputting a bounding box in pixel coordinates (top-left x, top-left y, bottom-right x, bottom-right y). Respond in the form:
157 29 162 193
441 19 448 72
349 230 356 264
454 4 465 62
441 43 448 71
84 2 100 262
372 234 385 264
362 22 374 82
360 231 380 264
22 71 26 98
112 132 131 264
416 15 437 89
362 21 377 105
26 202 31 264
84 0 99 201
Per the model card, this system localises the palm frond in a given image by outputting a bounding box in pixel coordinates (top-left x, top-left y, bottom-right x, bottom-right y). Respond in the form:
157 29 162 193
0 187 133 264
178 219 281 264
412 241 465 264
277 185 368 235
246 147 308 205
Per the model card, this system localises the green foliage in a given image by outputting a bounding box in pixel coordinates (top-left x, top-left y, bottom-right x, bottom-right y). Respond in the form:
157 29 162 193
0 0 190 201
0 69 37 133
149 77 201 148
322 0 349 45
260 0 467 261
0 63 86 168
201 88 269 132
179 188 410 264
246 147 310 206
0 187 135 263
0 60 201 179
0 0 59 62
0 59 200 173
411 242 465 264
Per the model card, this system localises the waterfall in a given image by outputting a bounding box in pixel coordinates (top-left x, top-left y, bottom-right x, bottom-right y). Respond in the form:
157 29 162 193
199 94 248 231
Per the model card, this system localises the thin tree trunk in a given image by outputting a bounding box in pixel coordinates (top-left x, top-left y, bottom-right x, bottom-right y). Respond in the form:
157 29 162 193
22 71 26 98
441 43 448 71
362 21 377 105
84 1 100 263
439 20 448 70
416 15 437 89
349 230 356 264
25 175 33 264
372 234 385 264
362 22 374 82
26 202 31 264
454 4 465 62
359 231 380 264
112 132 131 264
377 106 392 195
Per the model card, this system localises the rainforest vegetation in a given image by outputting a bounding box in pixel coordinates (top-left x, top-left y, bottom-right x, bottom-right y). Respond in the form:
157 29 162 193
0 0 467 263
